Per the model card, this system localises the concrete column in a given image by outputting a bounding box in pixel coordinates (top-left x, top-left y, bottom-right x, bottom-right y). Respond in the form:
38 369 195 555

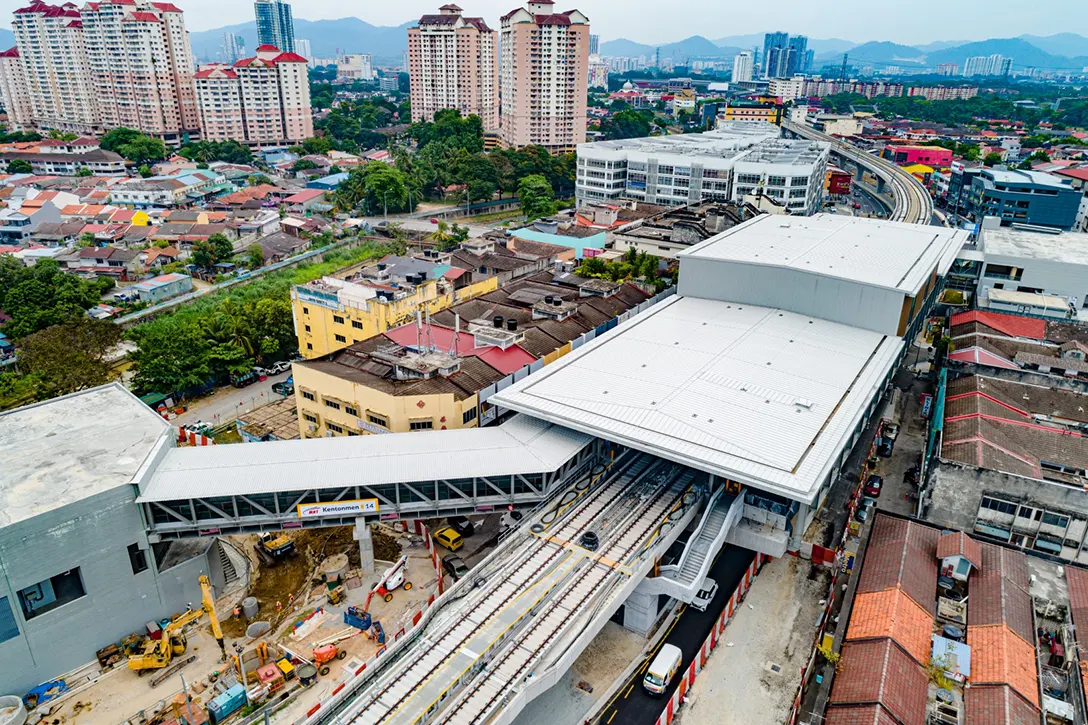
876 176 886 195
354 518 374 575
789 501 811 553
623 588 659 636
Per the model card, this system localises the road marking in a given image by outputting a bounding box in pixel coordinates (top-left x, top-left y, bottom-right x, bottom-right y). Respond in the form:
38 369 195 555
624 684 633 699
607 711 617 724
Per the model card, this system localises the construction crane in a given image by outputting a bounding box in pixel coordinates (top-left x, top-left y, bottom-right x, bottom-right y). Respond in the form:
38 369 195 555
128 575 226 673
363 556 413 610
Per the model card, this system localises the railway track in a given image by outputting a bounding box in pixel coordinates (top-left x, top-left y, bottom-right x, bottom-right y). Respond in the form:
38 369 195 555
334 454 679 725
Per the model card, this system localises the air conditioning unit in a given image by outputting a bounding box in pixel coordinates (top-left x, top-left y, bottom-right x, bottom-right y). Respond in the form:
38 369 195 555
308 422 318 433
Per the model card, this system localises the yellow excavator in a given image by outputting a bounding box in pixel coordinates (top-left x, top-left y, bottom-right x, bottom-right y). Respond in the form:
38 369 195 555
128 575 226 673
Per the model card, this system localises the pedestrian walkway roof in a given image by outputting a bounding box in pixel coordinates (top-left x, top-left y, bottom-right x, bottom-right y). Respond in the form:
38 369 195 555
137 414 591 502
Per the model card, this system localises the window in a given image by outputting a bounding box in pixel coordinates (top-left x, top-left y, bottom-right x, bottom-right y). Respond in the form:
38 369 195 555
791 176 810 187
333 315 345 325
767 176 787 187
304 325 311 332
303 412 317 423
18 569 86 620
657 165 674 175
335 334 347 343
1041 512 1070 528
128 543 148 575
368 414 388 428
0 597 17 643
324 399 341 411
980 496 1017 516
327 422 343 434
410 419 434 431
463 407 478 424
306 343 313 350
737 173 760 185
352 320 363 330
302 306 309 314
345 406 359 417
302 391 315 401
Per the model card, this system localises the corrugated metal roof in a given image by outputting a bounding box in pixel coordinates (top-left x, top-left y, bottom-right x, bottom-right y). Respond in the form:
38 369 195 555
492 295 902 502
677 214 968 295
137 415 590 502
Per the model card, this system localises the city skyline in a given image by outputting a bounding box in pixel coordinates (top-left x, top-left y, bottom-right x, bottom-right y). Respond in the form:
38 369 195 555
0 0 1081 43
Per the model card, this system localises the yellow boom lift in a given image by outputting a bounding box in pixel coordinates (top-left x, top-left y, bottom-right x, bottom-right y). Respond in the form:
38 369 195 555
128 575 226 673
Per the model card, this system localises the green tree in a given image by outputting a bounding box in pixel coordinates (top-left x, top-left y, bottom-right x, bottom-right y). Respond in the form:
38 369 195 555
246 245 265 269
138 164 153 178
0 258 103 339
329 164 343 175
121 134 168 165
99 127 143 153
302 137 332 155
191 239 216 268
599 109 653 140
17 317 122 400
292 158 319 172
248 174 273 187
75 232 96 248
76 167 93 177
7 159 32 173
209 232 234 261
517 174 556 221
983 152 1003 167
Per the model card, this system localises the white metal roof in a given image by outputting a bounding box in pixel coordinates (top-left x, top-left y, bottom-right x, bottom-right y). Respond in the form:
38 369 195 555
981 226 1088 266
678 213 968 295
137 414 591 502
491 296 902 503
0 383 170 528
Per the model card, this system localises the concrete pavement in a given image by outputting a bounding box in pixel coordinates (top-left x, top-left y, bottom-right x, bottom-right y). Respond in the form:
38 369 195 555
173 370 292 427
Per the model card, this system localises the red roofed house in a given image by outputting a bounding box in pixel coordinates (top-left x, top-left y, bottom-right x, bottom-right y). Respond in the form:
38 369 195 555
193 44 312 146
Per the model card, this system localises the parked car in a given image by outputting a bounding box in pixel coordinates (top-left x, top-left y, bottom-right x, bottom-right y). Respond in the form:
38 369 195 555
500 510 524 533
904 466 920 485
580 531 599 551
253 366 271 377
864 475 883 497
432 526 464 552
875 436 894 457
448 516 475 537
269 360 292 375
880 421 899 441
691 577 719 612
855 505 870 523
442 555 469 581
271 381 294 397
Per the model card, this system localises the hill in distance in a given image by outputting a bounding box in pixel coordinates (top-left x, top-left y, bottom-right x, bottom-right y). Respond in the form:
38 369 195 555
189 17 413 62
599 35 737 60
926 37 1085 70
1020 32 1088 59
817 40 927 67
713 34 854 56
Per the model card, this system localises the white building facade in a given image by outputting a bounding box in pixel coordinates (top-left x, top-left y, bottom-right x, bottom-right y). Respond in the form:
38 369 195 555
732 51 753 83
575 122 830 214
0 47 34 131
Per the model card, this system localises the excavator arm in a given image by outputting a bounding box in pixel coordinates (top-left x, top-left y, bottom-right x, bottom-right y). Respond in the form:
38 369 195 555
199 575 227 661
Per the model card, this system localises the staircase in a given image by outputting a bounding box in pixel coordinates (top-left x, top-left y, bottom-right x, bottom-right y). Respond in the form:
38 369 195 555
218 541 238 586
636 485 742 603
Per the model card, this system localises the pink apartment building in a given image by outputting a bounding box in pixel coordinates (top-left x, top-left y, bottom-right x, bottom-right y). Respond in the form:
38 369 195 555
408 4 498 131
499 0 589 153
194 45 313 146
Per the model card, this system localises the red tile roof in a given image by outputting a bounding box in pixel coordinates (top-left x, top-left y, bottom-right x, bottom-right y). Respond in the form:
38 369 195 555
846 588 933 663
823 706 899 725
150 1 181 10
1055 167 1088 183
256 44 279 51
947 347 1019 370
968 624 1040 708
969 543 1033 643
126 11 159 21
936 531 982 569
382 322 535 376
949 310 1047 341
857 515 939 613
1065 565 1088 627
0 47 19 58
965 685 1040 725
274 52 307 63
829 639 929 725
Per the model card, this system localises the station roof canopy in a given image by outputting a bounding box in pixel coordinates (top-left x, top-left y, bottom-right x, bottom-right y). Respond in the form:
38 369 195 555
678 214 967 296
491 295 902 503
137 415 591 502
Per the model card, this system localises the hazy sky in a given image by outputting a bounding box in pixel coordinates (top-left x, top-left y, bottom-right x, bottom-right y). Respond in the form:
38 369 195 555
1 0 1086 42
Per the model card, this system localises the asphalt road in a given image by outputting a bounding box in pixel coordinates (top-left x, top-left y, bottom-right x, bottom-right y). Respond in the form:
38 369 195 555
173 370 292 427
597 546 756 725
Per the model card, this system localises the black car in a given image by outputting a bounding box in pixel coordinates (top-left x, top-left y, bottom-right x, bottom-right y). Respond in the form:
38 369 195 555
271 381 294 397
442 555 469 581
448 515 475 537
580 531 599 551
875 436 894 457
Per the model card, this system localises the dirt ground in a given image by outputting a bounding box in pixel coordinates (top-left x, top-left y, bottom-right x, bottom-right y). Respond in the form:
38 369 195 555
676 557 830 725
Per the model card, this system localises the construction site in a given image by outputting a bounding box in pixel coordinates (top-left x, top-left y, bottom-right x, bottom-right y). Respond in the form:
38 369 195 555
1 518 475 725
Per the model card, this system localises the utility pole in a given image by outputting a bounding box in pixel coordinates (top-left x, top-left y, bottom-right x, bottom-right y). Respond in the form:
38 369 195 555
838 54 849 85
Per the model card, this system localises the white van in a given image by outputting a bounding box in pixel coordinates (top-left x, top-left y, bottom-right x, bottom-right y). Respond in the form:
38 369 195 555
643 643 683 695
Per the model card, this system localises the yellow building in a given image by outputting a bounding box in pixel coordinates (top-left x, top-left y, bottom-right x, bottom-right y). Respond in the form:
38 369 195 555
292 255 498 359
293 273 653 438
721 99 783 125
